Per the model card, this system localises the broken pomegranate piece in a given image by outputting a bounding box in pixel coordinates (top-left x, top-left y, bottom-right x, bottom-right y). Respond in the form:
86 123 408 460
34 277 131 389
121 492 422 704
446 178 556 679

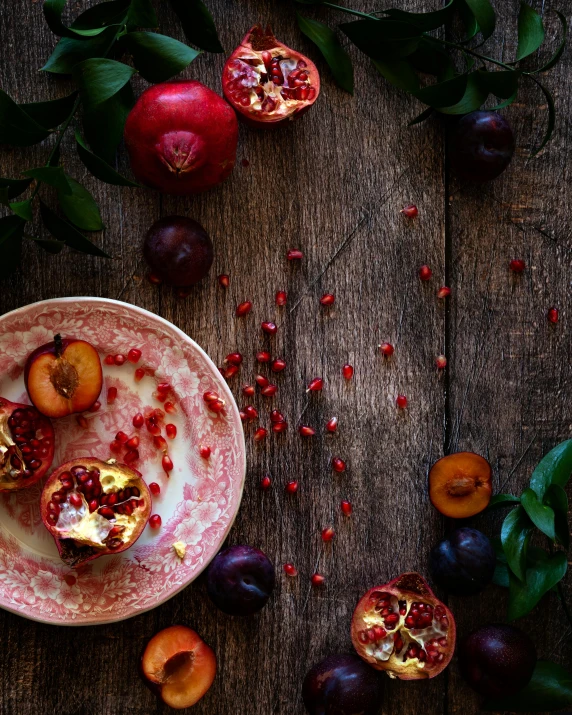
25 334 102 418
41 457 151 567
222 25 320 127
141 625 216 709
351 572 456 680
0 397 54 491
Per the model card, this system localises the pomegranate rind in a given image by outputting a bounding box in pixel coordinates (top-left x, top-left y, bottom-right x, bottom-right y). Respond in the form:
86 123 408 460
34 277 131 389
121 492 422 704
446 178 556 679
41 457 151 568
222 24 320 128
351 572 456 680
429 452 492 518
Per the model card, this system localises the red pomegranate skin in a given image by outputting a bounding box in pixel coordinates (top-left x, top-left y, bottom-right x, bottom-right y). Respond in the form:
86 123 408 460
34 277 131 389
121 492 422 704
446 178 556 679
124 81 239 195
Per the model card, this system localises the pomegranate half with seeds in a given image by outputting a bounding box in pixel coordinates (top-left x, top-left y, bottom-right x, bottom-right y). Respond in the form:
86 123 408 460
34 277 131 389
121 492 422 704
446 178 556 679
351 572 456 680
41 458 151 567
0 397 54 491
222 25 320 127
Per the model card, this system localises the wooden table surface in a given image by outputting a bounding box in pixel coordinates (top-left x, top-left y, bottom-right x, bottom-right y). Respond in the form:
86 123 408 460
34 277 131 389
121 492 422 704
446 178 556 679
0 1 571 713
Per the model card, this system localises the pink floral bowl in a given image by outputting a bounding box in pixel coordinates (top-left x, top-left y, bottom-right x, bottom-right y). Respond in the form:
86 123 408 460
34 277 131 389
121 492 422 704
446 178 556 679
0 298 246 625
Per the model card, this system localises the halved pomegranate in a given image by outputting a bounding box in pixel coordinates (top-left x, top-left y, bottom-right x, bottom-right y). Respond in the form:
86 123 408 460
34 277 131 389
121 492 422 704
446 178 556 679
41 457 151 567
222 25 320 127
0 397 54 491
351 572 456 680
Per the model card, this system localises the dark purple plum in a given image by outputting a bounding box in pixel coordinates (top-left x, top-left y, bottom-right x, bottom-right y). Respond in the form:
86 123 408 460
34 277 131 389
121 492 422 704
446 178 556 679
143 216 213 287
430 527 495 595
450 111 515 182
302 654 382 715
459 624 537 698
206 545 275 616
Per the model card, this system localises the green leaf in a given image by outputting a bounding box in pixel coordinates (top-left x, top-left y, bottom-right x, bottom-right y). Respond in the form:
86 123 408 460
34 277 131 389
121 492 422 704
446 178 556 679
0 188 9 207
476 68 520 98
436 72 488 114
128 0 158 28
528 76 556 157
488 493 521 509
490 89 519 110
340 19 422 60
120 32 200 83
529 439 572 501
458 0 480 42
42 29 117 75
0 215 25 278
26 234 66 254
9 200 33 221
73 58 136 109
0 177 33 200
483 660 572 711
544 484 569 548
516 2 545 62
408 106 434 126
415 73 468 108
75 132 139 187
373 59 419 93
82 82 134 164
43 0 117 37
531 11 567 73
493 561 510 588
383 0 457 32
520 487 556 540
39 201 110 257
507 548 566 620
501 506 532 581
167 0 223 53
0 90 52 146
71 0 130 32
19 92 78 130
463 0 496 41
57 176 103 231
296 14 354 94
408 37 456 80
23 167 72 195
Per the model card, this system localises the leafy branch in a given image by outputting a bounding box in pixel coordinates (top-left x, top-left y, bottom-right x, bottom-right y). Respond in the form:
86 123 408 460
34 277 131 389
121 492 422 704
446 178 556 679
294 0 567 154
0 0 221 277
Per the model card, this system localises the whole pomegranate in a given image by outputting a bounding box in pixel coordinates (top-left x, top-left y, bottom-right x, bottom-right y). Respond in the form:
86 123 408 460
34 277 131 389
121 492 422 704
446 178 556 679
124 81 238 194
351 572 456 680
223 25 320 127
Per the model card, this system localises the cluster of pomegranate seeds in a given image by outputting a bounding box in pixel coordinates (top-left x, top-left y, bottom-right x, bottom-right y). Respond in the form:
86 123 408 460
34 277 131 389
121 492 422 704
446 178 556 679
306 377 323 392
379 342 394 357
326 417 338 433
299 425 315 437
260 475 271 490
200 445 211 459
548 306 559 324
320 293 335 306
261 321 277 335
396 394 408 409
283 563 298 576
437 286 451 299
107 387 117 404
332 457 346 473
509 259 526 273
236 301 253 317
149 482 161 496
341 500 352 516
401 204 418 218
419 265 432 281
285 480 298 494
342 364 354 380
287 249 303 261
149 514 162 529
275 291 287 306
311 573 325 586
218 274 230 288
321 527 335 542
436 355 447 369
203 390 225 413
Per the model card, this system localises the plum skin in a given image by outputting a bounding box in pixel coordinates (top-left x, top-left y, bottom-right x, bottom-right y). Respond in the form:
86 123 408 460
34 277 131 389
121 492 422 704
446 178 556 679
206 545 275 616
302 654 382 715
430 527 496 595
450 111 515 182
459 624 537 698
143 216 213 287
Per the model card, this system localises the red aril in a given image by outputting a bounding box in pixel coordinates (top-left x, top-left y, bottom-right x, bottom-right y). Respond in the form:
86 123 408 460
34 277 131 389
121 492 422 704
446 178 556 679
218 274 230 288
127 348 142 364
326 417 338 433
275 291 287 306
271 358 286 373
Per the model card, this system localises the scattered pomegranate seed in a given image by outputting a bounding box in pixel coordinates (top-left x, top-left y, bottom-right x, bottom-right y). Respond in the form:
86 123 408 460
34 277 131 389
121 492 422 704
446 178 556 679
275 290 287 306
236 301 253 317
134 367 145 382
107 387 117 404
132 412 144 429
88 400 101 413
116 431 128 444
379 342 394 357
307 377 324 392
419 265 432 281
126 435 140 449
225 352 243 366
436 355 447 369
149 514 162 529
127 348 142 364
165 423 177 439
255 374 269 388
260 475 271 490
311 573 326 586
332 457 346 473
162 455 174 473
261 384 278 397
437 286 451 299
287 249 303 261
109 439 122 454
124 448 139 464
76 415 88 429
203 391 225 412
342 364 354 380
321 527 335 542
114 354 126 366
254 427 268 442
401 204 418 218
341 500 352 516
396 394 408 408
326 417 338 433
243 385 255 397
218 274 230 288
548 306 559 324
104 355 115 366
270 410 285 423
256 351 271 363
164 401 176 414
261 321 277 335
244 405 259 420
223 365 239 379
199 445 211 458
149 482 160 496
156 383 170 394
154 435 168 451
285 480 298 494
299 425 316 437
509 259 526 273
272 420 288 433
320 293 335 306
271 358 286 372
283 563 298 576
148 273 162 285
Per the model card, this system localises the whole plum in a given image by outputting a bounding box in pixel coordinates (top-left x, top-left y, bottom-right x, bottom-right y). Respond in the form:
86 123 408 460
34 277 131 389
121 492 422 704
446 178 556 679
450 111 515 182
430 527 496 595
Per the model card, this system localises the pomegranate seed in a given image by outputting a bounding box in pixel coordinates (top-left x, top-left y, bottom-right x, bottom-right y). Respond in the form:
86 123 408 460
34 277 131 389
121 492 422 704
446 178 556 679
287 249 303 260
127 348 142 364
256 351 271 363
396 394 408 408
165 423 177 439
342 364 354 380
109 439 121 454
260 475 271 490
275 290 287 306
332 457 346 473
126 435 139 449
244 405 258 420
261 384 277 397
436 355 447 369
401 204 418 218
509 259 526 273
164 401 176 414
88 499 98 512
255 374 269 388
149 514 162 529
270 410 285 423
114 354 126 366
156 382 169 395
116 431 128 444
320 293 335 306
326 417 338 433
254 427 268 442
154 435 168 451
379 342 394 357
104 355 115 365
299 425 316 437
218 274 230 288
162 455 174 472
285 480 298 494
437 286 451 299
341 499 352 516
107 387 117 404
311 573 325 586
225 352 243 365
269 357 286 374
203 391 225 412
283 563 298 576
548 306 559 324
148 273 162 285
124 448 139 464
306 377 323 392
69 492 82 508
223 365 239 379
419 265 432 281
76 415 88 429
321 526 335 542
261 321 277 335
134 367 145 382
88 400 101 413
149 482 160 496
199 445 211 458
236 301 253 317
272 420 288 433
243 385 255 397
132 412 144 428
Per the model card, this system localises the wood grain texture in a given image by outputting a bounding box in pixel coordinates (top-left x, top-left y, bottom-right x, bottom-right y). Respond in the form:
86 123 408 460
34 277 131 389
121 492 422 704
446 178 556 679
0 0 569 713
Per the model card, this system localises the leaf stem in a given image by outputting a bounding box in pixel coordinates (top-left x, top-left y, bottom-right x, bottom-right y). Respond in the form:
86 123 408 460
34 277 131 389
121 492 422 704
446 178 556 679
429 37 517 72
321 2 375 19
